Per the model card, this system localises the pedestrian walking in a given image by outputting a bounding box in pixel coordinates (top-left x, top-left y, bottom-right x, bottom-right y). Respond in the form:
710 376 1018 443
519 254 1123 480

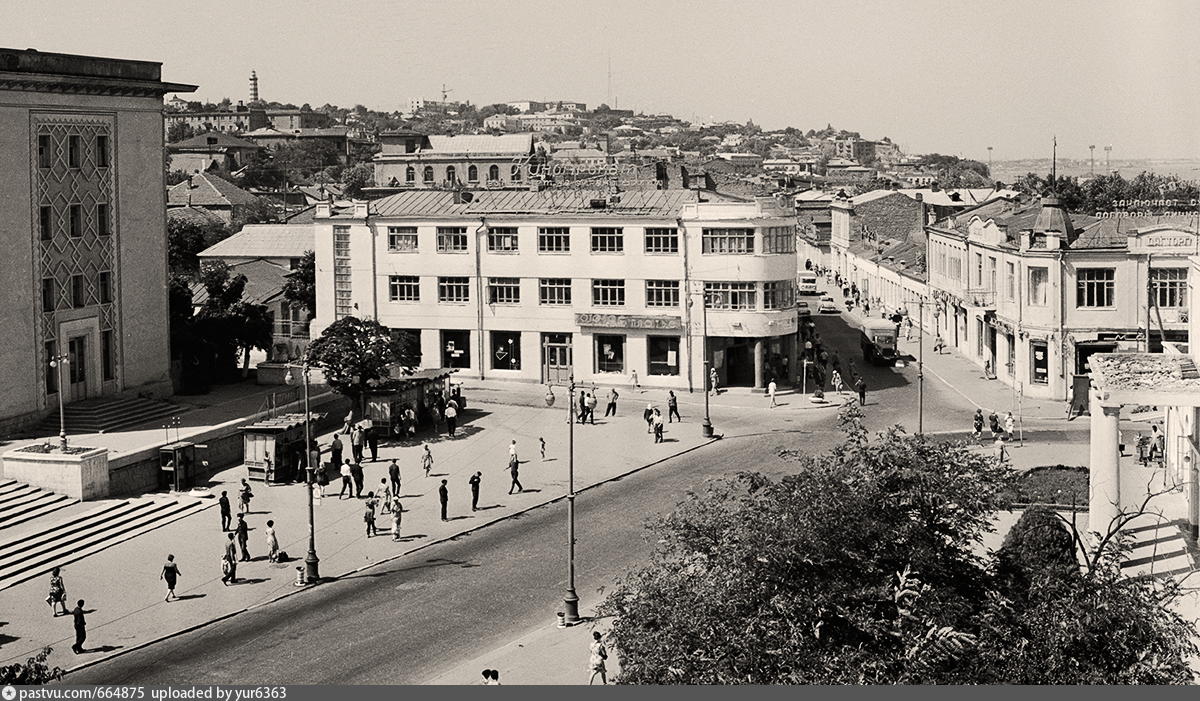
643 403 654 433
351 459 365 498
46 566 68 616
439 479 449 521
445 403 458 437
350 424 364 463
235 514 250 562
160 555 181 601
507 458 523 494
768 380 777 408
389 459 401 498
904 317 913 341
653 407 665 443
422 444 433 477
819 349 829 369
856 377 867 406
366 424 379 462
330 434 343 470
339 459 353 498
1005 412 1015 441
218 491 232 531
390 500 403 541
667 391 681 423
605 388 619 417
832 370 843 395
221 532 238 585
237 479 253 515
539 437 546 461
586 392 598 424
469 471 481 511
934 333 945 354
630 369 640 392
509 439 518 468
430 404 442 435
709 367 719 396
1150 424 1164 462
995 436 1009 465
265 520 280 562
973 409 984 443
364 492 379 537
577 391 588 424
588 631 608 685
989 411 1001 441
70 599 87 654
378 478 391 512
316 462 329 497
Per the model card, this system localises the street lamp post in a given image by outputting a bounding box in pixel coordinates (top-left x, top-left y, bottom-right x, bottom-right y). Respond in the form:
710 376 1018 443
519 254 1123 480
544 376 579 625
698 290 713 438
48 351 70 450
917 297 925 435
284 361 320 584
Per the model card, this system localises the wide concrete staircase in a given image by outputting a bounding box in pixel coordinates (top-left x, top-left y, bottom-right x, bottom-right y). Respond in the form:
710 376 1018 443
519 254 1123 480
1120 516 1197 579
0 479 76 532
36 396 188 435
0 494 209 591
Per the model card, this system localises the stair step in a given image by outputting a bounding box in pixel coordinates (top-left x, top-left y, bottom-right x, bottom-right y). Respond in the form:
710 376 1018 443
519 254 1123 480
0 490 70 520
0 496 76 532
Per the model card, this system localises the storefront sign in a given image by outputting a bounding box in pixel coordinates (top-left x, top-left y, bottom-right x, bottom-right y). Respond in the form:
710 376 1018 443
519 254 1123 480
574 313 682 330
1127 229 1198 254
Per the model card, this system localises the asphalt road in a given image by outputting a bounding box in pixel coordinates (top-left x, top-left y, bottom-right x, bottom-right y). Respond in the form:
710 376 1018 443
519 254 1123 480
66 419 839 685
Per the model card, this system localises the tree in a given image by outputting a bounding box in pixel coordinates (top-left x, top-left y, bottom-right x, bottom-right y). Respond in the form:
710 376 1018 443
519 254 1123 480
992 504 1078 598
282 251 316 321
192 262 274 379
167 121 197 143
340 162 375 199
0 646 64 684
168 215 229 273
306 316 420 416
230 198 280 233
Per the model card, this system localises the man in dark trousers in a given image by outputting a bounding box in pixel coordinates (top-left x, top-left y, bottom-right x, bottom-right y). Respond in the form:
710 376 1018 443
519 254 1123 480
235 513 251 561
604 388 619 417
350 460 365 498
222 532 238 585
438 479 449 521
469 471 481 512
667 391 681 423
388 459 401 499
330 435 344 470
366 424 379 462
856 377 867 406
218 490 232 531
71 599 87 653
577 391 588 424
507 457 523 494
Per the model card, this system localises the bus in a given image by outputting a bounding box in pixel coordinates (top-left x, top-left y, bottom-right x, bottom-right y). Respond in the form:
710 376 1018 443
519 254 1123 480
798 271 819 295
858 317 898 365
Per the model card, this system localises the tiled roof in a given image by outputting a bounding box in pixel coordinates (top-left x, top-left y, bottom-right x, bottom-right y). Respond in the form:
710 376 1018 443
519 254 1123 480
1071 215 1198 250
190 259 289 307
198 224 314 259
169 133 260 150
284 206 318 224
167 206 225 227
369 188 697 218
426 133 534 155
168 172 259 208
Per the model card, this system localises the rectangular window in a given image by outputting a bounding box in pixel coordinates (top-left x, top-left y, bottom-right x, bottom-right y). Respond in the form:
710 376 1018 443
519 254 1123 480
40 206 53 240
592 279 625 306
647 335 680 376
96 135 109 168
538 227 570 252
761 225 796 254
437 276 470 303
1150 268 1187 308
69 205 82 238
101 330 114 381
1006 262 1015 300
1028 267 1048 306
387 226 417 252
645 280 680 307
539 278 572 305
594 334 625 373
705 282 756 310
763 280 795 310
71 275 85 308
987 256 997 291
68 135 81 168
1076 268 1115 308
590 227 623 253
1031 340 1049 385
488 277 520 304
42 278 55 312
45 341 58 395
98 271 111 304
643 227 679 254
97 203 109 237
38 135 51 169
491 332 521 370
437 226 468 252
333 225 352 320
702 227 755 254
975 253 983 287
487 227 519 252
388 275 420 302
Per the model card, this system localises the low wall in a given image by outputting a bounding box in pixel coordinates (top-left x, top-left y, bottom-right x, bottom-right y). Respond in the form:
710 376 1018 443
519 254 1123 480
256 363 328 386
2 446 110 501
107 391 351 498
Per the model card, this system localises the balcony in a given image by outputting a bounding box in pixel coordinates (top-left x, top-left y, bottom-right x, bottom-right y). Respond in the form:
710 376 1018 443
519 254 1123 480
966 288 996 310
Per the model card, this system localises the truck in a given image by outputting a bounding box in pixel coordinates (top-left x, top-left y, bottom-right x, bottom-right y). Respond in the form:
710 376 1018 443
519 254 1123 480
797 271 819 295
858 317 898 365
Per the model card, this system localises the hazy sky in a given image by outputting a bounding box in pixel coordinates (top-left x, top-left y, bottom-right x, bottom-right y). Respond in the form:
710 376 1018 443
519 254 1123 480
5 0 1198 161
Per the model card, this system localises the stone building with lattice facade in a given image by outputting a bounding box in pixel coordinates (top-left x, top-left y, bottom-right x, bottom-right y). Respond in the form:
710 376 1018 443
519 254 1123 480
0 47 195 433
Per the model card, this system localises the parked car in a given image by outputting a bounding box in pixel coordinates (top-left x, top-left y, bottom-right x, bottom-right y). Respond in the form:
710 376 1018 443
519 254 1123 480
797 301 811 317
818 296 839 313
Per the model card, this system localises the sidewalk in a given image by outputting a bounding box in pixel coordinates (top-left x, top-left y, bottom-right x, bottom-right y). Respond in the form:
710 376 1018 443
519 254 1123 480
0 385 713 676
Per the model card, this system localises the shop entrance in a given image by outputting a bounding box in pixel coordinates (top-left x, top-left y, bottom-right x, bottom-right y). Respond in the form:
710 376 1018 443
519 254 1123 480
725 343 754 387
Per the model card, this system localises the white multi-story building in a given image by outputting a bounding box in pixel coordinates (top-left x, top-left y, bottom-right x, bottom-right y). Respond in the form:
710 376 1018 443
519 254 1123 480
310 190 800 391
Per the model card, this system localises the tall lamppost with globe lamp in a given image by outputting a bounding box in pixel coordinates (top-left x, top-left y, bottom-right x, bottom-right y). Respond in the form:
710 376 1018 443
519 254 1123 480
284 360 320 584
688 287 715 437
543 372 579 625
49 350 70 450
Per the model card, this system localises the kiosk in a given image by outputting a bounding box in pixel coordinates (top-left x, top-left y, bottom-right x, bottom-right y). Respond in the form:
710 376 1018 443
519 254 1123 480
242 413 323 484
160 442 197 492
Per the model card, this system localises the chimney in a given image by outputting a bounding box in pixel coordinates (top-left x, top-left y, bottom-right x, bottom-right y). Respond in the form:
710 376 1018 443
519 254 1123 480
914 192 926 230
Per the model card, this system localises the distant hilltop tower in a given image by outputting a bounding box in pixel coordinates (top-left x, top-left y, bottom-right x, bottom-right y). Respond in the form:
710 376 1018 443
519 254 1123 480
249 70 259 103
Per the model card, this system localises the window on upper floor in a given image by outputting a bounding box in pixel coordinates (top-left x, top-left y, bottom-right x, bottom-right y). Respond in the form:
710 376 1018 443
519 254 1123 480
38 135 51 169
645 280 680 307
539 278 572 305
423 166 434 183
71 275 85 308
590 227 623 253
538 227 569 252
97 203 110 237
761 226 796 254
489 165 500 181
68 135 81 169
644 228 679 254
42 278 55 313
1006 262 1015 300
389 275 420 302
763 280 795 310
40 206 53 241
1150 268 1187 308
406 166 415 182
974 253 983 287
96 135 109 168
705 282 756 310
702 228 754 254
487 227 518 252
592 279 625 306
468 165 478 182
1028 267 1048 306
98 271 111 304
437 276 470 303
446 166 457 184
388 226 418 252
69 205 82 238
1076 268 1115 308
437 226 468 252
488 277 520 304
511 164 522 181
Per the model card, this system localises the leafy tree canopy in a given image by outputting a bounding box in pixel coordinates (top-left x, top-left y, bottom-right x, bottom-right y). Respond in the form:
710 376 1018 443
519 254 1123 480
306 316 421 408
0 647 64 684
282 251 316 321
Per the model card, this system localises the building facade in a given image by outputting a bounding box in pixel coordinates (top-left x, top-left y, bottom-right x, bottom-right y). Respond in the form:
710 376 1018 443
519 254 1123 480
164 103 267 134
0 47 194 432
309 190 800 392
372 132 536 189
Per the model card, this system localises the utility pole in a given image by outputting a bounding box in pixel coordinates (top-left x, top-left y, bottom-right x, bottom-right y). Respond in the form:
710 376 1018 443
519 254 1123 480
1105 145 1112 171
987 146 992 176
1089 145 1095 176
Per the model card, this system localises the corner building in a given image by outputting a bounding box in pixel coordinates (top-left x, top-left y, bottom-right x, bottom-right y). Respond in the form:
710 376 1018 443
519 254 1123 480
0 48 194 433
310 190 799 392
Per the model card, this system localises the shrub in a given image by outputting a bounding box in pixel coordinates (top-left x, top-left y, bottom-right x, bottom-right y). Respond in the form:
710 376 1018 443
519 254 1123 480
994 505 1078 598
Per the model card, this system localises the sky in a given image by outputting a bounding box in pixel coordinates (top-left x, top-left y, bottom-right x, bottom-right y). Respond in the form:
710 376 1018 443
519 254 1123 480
4 0 1198 162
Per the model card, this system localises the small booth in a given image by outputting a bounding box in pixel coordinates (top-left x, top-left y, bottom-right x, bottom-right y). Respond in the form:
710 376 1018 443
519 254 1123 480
364 368 459 437
159 441 198 492
241 412 324 484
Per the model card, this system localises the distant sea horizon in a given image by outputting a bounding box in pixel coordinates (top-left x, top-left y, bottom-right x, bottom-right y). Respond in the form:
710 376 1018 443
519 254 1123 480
989 158 1200 186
